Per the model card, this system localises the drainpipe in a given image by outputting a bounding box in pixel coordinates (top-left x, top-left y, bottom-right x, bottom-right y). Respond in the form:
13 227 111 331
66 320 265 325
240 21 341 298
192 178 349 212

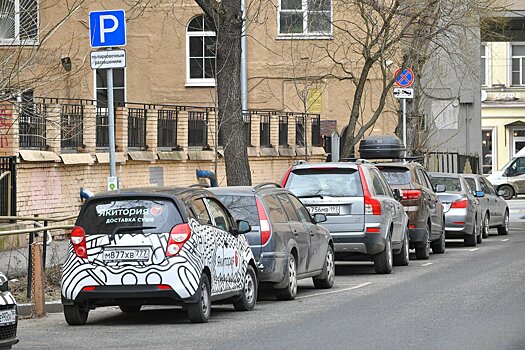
241 0 247 112
196 170 218 187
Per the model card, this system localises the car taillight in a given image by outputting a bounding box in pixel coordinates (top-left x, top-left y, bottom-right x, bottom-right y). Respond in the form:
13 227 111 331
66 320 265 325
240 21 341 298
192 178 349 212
358 166 381 215
281 166 293 187
256 197 272 245
166 223 191 257
450 198 468 209
70 226 87 258
402 189 421 200
366 227 381 233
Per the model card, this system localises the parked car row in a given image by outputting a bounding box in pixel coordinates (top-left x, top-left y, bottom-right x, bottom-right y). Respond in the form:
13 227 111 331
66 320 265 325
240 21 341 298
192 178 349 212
52 136 510 327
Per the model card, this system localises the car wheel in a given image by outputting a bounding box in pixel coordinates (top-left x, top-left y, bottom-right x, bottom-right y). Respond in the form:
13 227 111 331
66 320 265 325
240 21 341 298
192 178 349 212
187 274 211 323
498 185 514 200
498 210 509 236
119 304 141 313
393 229 410 266
482 213 490 239
464 219 478 247
233 265 258 311
476 219 483 244
373 235 393 274
313 245 335 288
415 225 430 260
431 227 446 254
63 303 89 326
275 253 298 300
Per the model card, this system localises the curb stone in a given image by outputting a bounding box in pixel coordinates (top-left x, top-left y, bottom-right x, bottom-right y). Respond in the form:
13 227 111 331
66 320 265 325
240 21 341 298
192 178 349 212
18 301 62 317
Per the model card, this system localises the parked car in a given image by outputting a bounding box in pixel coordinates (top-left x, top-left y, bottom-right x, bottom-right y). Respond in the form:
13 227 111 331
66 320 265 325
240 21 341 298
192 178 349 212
281 161 410 274
487 147 525 200
463 174 509 237
428 173 482 246
376 162 446 259
61 187 257 325
0 272 18 350
210 184 334 300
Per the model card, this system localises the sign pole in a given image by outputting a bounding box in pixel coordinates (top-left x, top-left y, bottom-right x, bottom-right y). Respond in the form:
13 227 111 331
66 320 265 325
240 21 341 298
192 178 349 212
107 67 118 186
402 98 407 157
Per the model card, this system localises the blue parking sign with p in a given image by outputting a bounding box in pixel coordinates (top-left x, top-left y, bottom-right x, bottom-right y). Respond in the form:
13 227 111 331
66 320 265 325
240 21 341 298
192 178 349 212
89 10 126 48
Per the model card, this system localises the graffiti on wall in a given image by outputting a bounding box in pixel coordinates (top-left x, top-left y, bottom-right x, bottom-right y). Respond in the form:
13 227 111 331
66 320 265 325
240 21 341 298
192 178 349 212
0 108 13 148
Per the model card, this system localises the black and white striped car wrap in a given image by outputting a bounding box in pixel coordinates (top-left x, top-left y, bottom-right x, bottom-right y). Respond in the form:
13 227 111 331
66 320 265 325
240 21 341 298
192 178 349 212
61 218 253 301
0 272 16 306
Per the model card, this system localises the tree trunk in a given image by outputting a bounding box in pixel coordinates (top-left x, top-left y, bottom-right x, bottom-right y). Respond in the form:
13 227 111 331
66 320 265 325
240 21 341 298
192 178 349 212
215 3 252 186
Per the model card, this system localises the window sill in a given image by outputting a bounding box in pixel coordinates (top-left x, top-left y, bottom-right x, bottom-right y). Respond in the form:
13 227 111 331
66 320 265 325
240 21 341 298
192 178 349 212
0 39 39 46
276 34 333 41
185 81 216 87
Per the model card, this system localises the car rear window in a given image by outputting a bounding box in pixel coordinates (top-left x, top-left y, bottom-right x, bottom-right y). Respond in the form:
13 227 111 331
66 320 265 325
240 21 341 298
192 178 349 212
377 166 412 185
216 195 259 226
429 176 462 192
286 168 363 197
77 198 182 234
464 177 477 191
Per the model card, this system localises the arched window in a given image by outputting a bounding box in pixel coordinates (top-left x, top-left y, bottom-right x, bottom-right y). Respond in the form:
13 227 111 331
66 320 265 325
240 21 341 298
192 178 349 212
186 15 216 86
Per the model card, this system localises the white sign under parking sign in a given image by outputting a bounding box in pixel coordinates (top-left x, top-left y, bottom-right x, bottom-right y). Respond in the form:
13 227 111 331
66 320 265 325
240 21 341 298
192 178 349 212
90 50 126 70
107 176 119 191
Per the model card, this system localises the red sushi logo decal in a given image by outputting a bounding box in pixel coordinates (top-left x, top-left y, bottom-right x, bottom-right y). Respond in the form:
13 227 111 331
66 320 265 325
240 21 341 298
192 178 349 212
151 206 163 216
234 250 238 267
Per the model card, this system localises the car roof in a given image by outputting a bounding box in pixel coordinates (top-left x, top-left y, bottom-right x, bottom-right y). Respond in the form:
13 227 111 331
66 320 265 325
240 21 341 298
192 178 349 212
428 172 461 178
89 186 211 202
375 161 422 169
292 162 359 170
209 185 290 196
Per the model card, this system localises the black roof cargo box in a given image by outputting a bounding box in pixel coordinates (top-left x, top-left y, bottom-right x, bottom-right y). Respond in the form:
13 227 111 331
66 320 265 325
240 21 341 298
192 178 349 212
358 135 405 159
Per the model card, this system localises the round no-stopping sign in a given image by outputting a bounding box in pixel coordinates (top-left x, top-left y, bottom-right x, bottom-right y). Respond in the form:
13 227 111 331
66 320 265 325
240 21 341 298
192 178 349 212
394 68 414 88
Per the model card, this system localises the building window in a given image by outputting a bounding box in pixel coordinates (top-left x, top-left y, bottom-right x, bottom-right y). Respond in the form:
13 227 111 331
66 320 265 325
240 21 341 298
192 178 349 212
512 128 525 155
482 129 494 175
95 68 125 108
511 45 525 86
186 15 216 86
278 0 331 37
0 0 38 45
481 44 487 86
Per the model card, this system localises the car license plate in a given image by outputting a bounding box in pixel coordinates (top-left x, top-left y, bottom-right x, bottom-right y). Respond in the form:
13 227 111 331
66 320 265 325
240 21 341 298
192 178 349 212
102 247 150 262
307 205 340 215
0 308 16 326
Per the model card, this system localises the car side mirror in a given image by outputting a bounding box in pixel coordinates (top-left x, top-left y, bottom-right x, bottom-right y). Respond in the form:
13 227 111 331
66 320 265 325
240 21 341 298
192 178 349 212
313 213 327 224
474 191 485 198
235 220 251 235
392 188 403 201
435 184 446 193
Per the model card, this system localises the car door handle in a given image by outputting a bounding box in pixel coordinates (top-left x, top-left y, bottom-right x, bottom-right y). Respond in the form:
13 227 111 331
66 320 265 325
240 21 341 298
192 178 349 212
309 231 315 237
293 229 299 236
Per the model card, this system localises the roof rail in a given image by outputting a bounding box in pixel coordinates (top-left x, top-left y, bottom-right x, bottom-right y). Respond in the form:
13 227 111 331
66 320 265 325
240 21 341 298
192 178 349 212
340 158 371 164
254 182 282 190
189 183 210 188
293 160 307 166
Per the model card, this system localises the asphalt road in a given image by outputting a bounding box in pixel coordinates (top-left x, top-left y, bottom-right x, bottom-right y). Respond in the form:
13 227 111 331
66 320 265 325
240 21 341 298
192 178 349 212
17 202 525 350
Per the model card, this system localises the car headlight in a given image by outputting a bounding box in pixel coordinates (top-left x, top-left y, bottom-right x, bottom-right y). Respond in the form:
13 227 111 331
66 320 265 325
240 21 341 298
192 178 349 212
0 279 8 292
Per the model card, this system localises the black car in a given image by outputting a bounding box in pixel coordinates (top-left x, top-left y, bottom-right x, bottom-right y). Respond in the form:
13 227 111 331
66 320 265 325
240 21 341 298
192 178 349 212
210 183 334 300
0 272 18 350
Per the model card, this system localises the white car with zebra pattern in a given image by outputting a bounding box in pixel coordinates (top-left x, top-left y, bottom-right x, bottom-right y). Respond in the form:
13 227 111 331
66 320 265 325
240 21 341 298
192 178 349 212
61 187 257 325
0 272 18 350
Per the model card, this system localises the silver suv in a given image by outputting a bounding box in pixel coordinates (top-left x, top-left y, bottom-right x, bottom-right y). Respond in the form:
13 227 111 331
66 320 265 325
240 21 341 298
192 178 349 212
282 161 410 274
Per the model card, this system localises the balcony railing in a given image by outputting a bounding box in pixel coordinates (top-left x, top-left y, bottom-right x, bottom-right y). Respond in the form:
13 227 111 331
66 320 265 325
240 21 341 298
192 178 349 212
157 109 179 149
260 114 271 147
128 107 147 149
188 111 208 147
19 102 47 149
60 104 84 149
279 115 288 146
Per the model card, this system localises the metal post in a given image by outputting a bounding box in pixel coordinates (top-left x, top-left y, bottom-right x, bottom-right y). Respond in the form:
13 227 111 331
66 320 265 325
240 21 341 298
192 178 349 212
42 220 48 271
107 68 118 183
402 98 407 157
27 215 37 299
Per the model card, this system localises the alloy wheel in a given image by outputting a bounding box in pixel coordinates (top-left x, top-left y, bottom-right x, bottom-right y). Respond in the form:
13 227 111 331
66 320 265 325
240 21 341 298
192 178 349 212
244 272 255 305
326 249 335 285
200 282 209 316
289 257 297 296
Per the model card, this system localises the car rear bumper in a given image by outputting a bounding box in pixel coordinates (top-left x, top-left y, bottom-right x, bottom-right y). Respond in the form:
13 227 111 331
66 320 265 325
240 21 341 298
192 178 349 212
62 285 199 307
257 253 287 283
332 231 386 257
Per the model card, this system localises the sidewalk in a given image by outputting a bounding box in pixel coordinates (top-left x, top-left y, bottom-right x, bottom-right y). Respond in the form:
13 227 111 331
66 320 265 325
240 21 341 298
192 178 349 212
0 238 69 278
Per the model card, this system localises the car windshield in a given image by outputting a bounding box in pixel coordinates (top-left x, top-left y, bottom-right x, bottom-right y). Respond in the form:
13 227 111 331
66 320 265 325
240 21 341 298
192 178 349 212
77 198 182 234
216 195 259 226
286 168 364 197
377 166 411 185
429 176 462 193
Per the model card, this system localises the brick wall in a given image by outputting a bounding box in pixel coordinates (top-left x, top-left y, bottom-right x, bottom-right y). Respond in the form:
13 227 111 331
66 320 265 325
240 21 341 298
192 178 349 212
15 154 326 220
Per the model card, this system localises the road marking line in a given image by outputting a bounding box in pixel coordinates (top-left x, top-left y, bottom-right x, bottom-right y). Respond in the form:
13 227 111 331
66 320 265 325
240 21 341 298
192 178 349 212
421 262 433 267
296 282 372 300
501 239 509 242
468 248 480 252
